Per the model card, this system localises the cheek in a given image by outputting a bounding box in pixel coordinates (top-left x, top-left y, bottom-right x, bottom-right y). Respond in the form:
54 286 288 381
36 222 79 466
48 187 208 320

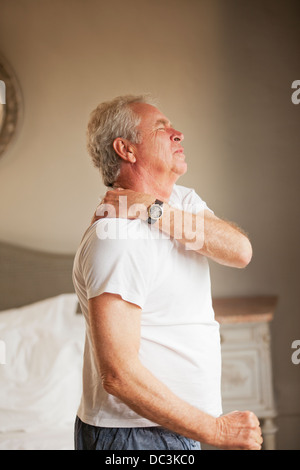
139 136 172 168
153 137 172 159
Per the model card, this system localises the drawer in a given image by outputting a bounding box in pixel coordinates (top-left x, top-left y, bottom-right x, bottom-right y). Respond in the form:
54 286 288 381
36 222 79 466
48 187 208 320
220 321 269 348
221 349 261 405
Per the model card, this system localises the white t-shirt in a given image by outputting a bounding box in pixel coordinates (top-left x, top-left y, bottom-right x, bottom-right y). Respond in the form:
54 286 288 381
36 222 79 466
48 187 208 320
72 184 222 427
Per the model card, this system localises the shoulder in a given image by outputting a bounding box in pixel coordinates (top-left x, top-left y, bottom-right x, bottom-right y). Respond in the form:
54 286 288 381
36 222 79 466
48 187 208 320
170 184 211 213
170 184 194 201
75 220 158 308
80 218 158 260
170 184 203 203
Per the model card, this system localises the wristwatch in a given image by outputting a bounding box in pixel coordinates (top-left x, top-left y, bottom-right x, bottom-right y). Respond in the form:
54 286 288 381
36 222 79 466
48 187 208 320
147 199 164 224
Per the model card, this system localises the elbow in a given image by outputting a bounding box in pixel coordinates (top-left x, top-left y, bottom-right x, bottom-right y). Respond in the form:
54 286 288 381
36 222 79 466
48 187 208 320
237 237 253 268
100 356 141 398
101 363 136 399
102 370 124 397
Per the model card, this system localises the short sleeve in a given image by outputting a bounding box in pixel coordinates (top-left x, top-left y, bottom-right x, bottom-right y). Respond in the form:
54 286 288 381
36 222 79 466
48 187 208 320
81 219 155 309
182 189 214 214
169 185 214 214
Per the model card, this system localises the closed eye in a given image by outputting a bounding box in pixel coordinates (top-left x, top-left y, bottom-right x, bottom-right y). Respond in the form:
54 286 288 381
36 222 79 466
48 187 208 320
154 118 172 131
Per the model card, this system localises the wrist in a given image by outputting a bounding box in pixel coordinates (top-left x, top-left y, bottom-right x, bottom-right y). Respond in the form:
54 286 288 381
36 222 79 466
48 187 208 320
194 414 219 447
146 199 165 225
127 194 154 221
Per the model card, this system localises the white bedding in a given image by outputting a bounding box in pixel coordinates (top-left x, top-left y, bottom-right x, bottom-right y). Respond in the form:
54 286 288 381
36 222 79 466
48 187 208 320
0 294 85 450
0 424 74 450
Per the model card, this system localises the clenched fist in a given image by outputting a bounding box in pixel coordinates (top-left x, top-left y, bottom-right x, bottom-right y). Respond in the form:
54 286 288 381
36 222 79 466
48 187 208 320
215 410 263 450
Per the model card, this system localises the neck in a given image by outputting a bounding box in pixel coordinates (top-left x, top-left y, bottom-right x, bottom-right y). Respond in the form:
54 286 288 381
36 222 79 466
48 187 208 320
114 165 178 201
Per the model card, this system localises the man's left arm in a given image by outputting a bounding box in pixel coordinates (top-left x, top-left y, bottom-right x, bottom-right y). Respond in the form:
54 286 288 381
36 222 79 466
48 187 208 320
93 189 252 269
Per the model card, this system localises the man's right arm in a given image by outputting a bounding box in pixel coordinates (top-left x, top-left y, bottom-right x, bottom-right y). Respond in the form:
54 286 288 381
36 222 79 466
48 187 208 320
93 189 252 269
89 292 263 450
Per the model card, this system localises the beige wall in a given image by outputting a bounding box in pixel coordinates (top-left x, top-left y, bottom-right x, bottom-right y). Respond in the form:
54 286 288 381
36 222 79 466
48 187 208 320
0 0 299 449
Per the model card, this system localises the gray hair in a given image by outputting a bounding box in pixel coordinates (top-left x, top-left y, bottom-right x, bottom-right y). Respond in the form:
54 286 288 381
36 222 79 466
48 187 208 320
86 94 155 187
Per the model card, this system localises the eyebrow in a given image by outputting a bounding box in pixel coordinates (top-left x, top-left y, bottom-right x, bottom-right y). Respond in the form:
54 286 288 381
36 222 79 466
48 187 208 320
154 118 172 128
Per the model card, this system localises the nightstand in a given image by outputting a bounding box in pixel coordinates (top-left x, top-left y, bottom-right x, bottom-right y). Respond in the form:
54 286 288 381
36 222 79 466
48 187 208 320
213 296 278 450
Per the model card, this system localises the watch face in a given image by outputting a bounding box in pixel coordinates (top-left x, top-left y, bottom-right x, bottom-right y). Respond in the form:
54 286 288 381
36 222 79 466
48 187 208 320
149 203 163 220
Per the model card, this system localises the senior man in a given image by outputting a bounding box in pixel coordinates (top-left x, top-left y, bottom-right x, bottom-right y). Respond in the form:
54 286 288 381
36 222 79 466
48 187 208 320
72 95 262 450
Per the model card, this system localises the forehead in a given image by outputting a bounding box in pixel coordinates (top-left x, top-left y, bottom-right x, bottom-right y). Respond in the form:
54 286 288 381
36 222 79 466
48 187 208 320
131 102 171 128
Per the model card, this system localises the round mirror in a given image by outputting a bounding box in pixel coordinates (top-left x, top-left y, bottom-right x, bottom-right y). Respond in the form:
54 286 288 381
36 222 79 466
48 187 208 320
0 53 22 158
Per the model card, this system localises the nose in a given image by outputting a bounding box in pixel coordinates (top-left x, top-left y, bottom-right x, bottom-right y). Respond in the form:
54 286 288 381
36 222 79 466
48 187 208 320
171 129 184 143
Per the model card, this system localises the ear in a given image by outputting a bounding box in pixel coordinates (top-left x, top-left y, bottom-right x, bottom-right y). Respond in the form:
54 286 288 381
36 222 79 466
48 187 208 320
113 138 136 163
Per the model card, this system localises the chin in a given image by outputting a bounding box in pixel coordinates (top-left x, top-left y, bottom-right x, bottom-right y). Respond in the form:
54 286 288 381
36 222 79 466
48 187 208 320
174 161 188 176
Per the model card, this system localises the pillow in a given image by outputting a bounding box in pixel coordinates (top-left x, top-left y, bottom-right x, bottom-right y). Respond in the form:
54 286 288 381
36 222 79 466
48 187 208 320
0 294 85 433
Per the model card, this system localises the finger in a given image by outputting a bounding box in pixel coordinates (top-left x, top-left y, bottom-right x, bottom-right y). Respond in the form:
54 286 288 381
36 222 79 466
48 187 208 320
96 202 117 218
108 187 125 194
90 212 97 223
244 410 260 428
251 430 263 447
253 442 262 450
250 413 260 427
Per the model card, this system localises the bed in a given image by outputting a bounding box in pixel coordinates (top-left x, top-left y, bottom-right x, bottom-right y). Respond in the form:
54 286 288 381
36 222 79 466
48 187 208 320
0 241 84 450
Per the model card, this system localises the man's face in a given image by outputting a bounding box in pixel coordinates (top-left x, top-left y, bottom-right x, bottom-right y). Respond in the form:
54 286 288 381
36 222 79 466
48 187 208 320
131 103 187 180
